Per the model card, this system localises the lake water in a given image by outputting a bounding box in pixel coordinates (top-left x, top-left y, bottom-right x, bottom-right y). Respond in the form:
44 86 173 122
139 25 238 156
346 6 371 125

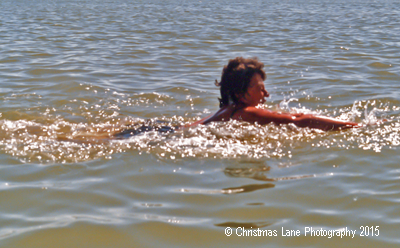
1 0 400 247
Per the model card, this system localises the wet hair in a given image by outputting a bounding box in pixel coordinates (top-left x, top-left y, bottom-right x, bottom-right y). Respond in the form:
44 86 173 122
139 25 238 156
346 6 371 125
216 57 266 107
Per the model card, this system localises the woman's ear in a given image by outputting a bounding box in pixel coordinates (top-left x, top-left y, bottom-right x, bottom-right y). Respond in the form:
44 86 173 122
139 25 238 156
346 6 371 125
236 93 249 105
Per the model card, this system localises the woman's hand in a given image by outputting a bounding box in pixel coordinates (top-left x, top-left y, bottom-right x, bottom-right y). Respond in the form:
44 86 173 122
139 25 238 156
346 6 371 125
295 114 360 131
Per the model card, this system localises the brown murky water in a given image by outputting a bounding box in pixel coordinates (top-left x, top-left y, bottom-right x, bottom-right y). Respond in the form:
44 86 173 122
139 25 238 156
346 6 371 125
1 0 400 247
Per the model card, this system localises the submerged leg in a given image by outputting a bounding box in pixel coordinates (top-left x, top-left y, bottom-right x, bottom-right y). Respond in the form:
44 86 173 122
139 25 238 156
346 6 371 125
113 125 176 139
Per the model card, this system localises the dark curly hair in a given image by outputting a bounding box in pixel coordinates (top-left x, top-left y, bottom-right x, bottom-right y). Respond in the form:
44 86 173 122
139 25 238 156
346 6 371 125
216 57 266 107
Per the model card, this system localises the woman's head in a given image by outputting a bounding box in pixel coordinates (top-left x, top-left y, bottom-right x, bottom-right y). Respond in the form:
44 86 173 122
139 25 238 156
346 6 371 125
216 57 267 107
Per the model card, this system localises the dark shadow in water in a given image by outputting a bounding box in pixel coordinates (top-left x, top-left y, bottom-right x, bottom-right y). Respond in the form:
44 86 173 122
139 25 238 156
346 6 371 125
224 163 319 182
222 183 275 194
224 166 274 182
215 221 272 228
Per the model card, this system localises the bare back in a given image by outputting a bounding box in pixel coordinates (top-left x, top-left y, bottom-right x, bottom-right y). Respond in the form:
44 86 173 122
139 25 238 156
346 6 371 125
194 105 239 125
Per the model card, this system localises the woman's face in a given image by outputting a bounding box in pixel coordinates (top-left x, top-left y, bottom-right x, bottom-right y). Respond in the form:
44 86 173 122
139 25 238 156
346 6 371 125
240 73 269 106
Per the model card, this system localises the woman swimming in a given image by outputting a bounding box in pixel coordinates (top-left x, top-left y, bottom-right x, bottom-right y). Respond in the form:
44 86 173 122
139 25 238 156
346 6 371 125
115 57 359 138
191 57 360 131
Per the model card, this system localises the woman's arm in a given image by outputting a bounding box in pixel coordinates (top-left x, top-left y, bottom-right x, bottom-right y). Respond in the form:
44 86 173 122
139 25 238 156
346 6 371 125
238 107 360 131
293 114 360 131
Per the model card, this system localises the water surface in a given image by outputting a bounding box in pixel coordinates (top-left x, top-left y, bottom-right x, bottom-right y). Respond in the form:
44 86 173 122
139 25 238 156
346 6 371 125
1 0 400 247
